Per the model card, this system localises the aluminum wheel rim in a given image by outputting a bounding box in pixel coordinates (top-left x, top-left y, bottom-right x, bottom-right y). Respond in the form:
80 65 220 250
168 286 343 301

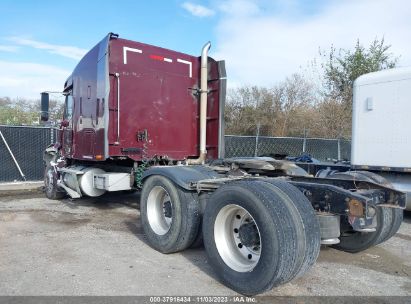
214 204 262 272
147 186 173 235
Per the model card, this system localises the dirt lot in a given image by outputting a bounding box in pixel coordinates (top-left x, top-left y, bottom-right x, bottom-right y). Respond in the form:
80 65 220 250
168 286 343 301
0 189 410 297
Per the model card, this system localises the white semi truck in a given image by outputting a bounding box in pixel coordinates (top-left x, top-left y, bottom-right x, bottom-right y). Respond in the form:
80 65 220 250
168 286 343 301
352 67 411 210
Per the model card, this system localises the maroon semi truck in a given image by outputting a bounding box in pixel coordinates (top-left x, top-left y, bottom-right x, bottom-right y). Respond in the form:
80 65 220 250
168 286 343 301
41 33 405 295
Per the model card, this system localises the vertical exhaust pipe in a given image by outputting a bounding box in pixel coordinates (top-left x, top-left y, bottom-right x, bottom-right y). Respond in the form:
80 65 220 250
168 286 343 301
188 41 211 165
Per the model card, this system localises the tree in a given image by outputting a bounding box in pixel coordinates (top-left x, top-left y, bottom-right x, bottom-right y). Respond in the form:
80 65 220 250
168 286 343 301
321 38 398 105
224 86 261 135
48 99 65 123
274 74 315 137
0 97 64 126
313 38 398 138
224 74 315 137
0 98 39 125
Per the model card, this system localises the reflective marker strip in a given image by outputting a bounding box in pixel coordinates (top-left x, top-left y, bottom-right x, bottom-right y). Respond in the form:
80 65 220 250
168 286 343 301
177 59 192 78
150 54 173 63
123 47 142 64
150 54 164 61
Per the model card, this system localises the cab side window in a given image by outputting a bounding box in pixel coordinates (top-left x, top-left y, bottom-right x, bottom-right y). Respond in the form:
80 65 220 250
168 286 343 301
64 95 74 120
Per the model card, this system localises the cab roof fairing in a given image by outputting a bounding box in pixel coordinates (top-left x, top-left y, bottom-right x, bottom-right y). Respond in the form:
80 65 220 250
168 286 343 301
63 33 115 92
354 66 411 87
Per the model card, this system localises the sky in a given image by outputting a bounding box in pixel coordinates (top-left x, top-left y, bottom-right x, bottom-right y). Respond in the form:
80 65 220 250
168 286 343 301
0 0 410 99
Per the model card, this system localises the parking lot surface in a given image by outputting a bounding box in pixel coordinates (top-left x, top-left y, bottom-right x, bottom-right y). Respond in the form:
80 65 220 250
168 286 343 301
0 190 410 296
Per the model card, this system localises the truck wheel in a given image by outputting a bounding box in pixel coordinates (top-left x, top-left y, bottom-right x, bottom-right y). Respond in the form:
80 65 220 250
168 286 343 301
382 208 403 242
347 171 404 243
140 175 200 253
330 171 401 252
334 207 391 253
261 179 320 281
333 170 403 242
202 180 319 295
44 166 65 200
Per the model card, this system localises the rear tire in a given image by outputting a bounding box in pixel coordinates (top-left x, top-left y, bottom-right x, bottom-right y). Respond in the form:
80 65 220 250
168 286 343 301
202 180 319 295
383 208 403 242
190 220 204 248
334 206 392 253
330 171 403 252
352 171 403 243
261 179 321 281
140 175 200 253
44 166 65 200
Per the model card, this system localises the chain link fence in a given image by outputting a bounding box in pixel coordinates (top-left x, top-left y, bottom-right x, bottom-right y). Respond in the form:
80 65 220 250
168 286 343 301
225 135 351 161
0 126 351 182
0 125 56 182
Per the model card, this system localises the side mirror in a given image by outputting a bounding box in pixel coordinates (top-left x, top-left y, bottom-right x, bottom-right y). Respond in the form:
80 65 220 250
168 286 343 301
40 92 49 121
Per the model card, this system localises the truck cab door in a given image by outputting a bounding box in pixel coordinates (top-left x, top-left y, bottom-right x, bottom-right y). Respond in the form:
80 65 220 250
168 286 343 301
62 93 74 157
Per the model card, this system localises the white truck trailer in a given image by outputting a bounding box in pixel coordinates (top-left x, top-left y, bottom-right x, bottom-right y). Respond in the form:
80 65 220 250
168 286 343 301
352 67 411 210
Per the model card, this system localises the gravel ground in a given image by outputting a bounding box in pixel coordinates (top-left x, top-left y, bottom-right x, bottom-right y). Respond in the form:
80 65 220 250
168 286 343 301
0 190 410 297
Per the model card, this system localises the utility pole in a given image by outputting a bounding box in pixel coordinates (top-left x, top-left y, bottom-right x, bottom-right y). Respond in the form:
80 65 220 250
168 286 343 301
254 122 261 157
302 128 308 153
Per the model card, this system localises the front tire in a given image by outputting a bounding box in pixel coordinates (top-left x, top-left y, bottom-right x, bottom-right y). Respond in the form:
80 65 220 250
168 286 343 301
44 166 65 200
140 175 200 253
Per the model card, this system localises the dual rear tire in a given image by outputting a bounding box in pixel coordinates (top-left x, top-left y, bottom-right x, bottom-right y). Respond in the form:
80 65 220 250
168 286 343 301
140 176 321 295
202 179 320 295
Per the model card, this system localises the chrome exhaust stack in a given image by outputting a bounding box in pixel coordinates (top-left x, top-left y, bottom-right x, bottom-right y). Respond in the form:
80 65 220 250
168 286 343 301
187 41 211 165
